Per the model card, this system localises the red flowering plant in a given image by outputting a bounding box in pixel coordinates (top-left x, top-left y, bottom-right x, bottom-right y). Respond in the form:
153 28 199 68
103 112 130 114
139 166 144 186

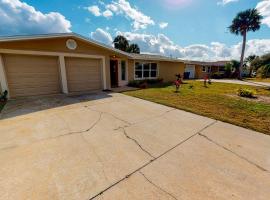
174 74 182 92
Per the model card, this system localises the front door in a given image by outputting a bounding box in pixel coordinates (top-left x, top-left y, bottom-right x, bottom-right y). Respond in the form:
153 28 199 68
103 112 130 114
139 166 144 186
110 60 118 87
185 65 195 79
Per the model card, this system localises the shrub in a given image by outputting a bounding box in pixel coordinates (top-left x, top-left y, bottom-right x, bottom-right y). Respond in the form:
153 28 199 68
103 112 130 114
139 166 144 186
237 88 256 98
128 78 163 88
128 80 143 87
257 64 270 78
224 63 232 78
211 72 224 79
0 90 8 102
146 78 163 85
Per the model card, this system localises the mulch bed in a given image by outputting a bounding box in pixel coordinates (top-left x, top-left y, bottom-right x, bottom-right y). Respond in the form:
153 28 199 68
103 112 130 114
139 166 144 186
227 94 270 104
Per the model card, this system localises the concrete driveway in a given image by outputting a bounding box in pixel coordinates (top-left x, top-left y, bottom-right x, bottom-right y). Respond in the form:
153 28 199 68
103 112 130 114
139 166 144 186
0 92 270 200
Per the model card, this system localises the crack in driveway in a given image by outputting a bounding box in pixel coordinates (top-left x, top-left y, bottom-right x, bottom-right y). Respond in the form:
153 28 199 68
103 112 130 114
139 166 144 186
139 171 178 200
86 107 132 125
0 112 103 152
198 133 269 172
120 127 155 159
89 120 218 200
68 112 103 135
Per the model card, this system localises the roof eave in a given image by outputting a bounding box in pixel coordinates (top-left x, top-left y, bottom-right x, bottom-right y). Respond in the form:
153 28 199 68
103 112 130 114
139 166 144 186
0 32 133 58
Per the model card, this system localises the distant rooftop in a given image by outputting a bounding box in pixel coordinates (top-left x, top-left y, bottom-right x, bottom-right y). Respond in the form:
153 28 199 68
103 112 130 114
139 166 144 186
129 53 185 62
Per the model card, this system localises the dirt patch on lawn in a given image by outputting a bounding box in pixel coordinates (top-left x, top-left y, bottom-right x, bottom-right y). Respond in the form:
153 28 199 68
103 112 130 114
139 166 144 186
227 94 270 104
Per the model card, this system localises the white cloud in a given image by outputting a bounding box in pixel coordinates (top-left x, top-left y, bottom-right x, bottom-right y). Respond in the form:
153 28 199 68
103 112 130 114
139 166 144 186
90 28 270 61
0 0 71 35
99 0 105 6
86 5 113 19
159 22 168 29
90 28 113 46
103 10 113 18
217 0 239 6
116 31 270 61
106 0 155 30
256 0 270 28
86 5 101 16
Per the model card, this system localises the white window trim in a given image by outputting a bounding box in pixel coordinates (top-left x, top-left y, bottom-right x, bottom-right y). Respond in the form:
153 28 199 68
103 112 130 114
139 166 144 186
207 66 211 73
134 61 159 80
118 59 129 86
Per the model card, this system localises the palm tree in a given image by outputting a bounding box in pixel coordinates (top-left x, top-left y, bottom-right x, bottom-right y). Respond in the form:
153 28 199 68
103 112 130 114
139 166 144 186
244 55 257 77
229 8 262 79
113 35 129 52
128 44 140 54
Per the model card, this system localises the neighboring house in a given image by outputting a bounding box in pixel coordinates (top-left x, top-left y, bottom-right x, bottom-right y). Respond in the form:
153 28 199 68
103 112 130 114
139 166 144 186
184 60 229 79
0 33 227 99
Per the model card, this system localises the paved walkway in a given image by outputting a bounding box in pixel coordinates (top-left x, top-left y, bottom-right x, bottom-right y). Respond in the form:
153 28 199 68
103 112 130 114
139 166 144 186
0 93 270 200
197 79 270 87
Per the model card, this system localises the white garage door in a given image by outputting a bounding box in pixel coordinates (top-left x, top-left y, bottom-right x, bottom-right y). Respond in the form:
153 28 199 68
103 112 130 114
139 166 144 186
3 54 61 98
65 57 102 93
185 65 195 79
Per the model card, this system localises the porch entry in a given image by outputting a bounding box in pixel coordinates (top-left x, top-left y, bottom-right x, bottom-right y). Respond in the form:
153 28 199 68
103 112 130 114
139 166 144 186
110 60 118 87
185 65 195 79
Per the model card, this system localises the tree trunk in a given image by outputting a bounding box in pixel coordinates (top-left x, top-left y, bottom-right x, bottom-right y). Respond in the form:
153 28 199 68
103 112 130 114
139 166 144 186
239 30 247 80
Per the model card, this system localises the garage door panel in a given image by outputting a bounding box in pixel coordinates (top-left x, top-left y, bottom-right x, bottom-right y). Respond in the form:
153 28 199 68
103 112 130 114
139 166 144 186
4 54 61 97
7 74 60 80
67 74 101 82
66 57 102 93
11 87 60 97
8 81 60 88
7 65 58 73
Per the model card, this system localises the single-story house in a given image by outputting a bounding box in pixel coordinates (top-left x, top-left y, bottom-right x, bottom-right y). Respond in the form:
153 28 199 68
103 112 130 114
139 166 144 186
0 33 185 98
184 60 228 79
0 33 227 98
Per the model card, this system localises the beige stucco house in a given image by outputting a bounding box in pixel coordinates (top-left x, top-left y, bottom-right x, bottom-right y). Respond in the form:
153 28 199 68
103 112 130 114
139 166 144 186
0 33 186 98
0 33 227 99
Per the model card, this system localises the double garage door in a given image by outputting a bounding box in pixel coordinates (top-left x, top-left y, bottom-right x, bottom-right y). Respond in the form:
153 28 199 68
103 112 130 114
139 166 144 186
3 54 102 98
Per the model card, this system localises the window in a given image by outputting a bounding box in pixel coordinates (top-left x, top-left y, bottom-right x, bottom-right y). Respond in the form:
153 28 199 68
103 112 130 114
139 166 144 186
143 63 150 78
135 63 143 79
202 66 211 73
151 63 157 78
121 61 126 81
135 62 158 79
202 66 206 72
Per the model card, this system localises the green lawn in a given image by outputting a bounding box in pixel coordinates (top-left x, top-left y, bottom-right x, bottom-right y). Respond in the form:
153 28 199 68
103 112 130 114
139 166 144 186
123 81 270 135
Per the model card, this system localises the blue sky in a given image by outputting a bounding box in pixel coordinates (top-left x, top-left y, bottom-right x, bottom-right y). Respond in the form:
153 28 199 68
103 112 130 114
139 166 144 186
0 0 270 61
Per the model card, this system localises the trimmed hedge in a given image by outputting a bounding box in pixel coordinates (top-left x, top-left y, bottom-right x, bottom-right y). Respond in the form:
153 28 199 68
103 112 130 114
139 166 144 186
128 78 163 88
